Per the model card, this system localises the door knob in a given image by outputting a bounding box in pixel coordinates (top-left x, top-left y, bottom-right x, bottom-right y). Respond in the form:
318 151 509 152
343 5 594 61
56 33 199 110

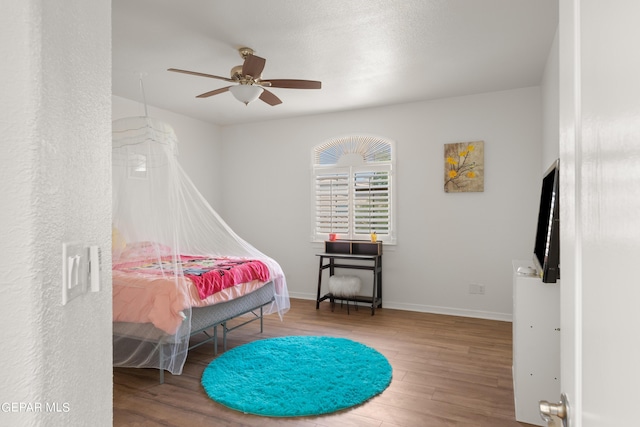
539 393 568 427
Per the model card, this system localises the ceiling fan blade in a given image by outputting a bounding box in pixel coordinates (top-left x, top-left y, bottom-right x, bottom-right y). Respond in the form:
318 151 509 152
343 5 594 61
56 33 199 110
242 55 266 78
260 79 322 89
196 86 231 98
259 89 282 106
168 68 234 83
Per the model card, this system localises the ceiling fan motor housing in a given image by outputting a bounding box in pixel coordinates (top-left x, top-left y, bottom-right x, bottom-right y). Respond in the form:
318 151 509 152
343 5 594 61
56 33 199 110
230 65 245 81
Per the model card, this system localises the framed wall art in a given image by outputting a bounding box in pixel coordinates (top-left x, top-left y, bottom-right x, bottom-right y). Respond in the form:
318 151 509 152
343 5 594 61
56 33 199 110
444 140 484 193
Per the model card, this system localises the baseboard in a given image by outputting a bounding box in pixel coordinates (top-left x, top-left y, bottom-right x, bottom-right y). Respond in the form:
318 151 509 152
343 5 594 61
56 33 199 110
289 292 512 322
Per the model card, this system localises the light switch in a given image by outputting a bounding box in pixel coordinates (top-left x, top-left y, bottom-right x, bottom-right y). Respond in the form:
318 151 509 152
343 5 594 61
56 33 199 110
62 242 87 305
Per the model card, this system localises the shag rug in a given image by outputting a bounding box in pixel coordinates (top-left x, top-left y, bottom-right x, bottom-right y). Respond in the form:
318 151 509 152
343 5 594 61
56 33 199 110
201 335 393 417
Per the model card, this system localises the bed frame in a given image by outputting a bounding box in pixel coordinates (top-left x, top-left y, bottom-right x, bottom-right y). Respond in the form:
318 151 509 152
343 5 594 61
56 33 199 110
113 281 275 383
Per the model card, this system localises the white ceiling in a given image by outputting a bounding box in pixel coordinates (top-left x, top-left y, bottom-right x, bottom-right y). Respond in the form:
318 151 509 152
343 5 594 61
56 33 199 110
112 0 558 126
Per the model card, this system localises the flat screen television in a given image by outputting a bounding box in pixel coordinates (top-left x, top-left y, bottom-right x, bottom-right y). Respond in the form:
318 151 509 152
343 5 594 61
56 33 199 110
533 159 560 283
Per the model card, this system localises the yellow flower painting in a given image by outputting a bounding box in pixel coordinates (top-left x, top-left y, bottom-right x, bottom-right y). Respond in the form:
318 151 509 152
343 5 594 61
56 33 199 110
444 141 484 193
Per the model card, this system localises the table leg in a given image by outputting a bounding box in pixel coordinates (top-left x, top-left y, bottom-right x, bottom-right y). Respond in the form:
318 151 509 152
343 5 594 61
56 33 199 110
371 264 376 315
377 256 383 308
316 256 324 309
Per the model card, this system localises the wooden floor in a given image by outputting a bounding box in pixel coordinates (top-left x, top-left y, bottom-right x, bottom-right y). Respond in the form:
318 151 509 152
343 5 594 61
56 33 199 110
114 299 537 427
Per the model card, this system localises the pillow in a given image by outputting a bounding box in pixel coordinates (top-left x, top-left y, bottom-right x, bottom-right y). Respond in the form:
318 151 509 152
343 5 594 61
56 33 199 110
112 227 127 260
119 241 174 262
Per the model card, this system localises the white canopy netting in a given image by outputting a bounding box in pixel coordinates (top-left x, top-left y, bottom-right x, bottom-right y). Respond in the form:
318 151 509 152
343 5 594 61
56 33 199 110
112 116 289 376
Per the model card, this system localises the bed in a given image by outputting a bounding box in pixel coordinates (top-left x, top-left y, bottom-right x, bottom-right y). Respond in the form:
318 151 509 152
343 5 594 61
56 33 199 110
112 242 283 383
111 116 289 383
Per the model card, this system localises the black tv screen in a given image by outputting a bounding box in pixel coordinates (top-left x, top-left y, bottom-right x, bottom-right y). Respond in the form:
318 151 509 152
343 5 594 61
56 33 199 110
533 159 560 283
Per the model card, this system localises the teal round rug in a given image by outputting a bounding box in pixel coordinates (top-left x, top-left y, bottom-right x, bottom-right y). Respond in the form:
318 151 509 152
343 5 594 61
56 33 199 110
201 335 392 417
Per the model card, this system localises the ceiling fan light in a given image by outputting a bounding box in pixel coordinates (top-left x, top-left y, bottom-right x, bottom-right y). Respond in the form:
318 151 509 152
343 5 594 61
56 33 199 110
229 84 264 105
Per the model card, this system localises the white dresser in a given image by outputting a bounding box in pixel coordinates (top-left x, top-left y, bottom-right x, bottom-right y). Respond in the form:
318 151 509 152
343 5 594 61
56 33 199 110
512 260 561 426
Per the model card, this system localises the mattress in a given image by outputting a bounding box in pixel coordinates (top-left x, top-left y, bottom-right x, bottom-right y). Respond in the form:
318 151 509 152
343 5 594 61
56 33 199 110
112 254 271 335
112 281 276 342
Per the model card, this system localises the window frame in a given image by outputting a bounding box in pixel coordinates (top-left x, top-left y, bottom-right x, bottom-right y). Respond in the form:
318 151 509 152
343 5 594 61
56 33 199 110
311 136 396 244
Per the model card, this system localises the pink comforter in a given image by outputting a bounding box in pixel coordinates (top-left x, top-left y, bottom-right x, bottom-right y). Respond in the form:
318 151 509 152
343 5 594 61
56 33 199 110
179 256 270 300
114 256 269 300
112 256 270 335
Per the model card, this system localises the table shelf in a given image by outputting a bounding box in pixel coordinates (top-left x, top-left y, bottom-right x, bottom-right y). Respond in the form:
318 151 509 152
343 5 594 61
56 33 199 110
315 250 382 315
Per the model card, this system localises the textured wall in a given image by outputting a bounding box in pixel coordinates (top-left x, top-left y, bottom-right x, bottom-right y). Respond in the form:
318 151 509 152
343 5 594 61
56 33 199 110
0 1 112 426
0 2 43 422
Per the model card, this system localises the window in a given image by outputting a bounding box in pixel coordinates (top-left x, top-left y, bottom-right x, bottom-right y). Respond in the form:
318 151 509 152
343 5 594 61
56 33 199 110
311 135 395 243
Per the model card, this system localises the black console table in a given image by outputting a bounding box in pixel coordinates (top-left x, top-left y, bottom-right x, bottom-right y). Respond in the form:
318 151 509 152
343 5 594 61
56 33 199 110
315 240 383 315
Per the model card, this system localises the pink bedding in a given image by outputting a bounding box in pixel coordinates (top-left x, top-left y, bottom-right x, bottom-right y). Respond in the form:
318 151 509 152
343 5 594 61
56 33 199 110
112 255 270 335
115 256 270 300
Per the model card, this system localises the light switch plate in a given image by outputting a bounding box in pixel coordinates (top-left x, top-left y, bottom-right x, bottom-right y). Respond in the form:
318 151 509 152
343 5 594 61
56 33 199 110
62 242 87 305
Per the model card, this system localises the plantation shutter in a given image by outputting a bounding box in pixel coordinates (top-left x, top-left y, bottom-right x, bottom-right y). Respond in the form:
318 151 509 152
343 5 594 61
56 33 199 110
353 169 390 237
314 171 350 236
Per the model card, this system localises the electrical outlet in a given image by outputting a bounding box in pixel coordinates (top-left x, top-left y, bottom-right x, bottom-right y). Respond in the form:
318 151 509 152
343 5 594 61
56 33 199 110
469 283 485 295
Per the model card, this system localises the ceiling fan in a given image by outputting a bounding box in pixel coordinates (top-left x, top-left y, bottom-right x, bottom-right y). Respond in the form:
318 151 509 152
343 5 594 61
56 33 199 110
168 47 321 106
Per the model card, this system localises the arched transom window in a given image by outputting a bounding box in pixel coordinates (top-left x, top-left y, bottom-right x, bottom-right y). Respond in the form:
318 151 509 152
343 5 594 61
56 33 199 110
311 135 395 243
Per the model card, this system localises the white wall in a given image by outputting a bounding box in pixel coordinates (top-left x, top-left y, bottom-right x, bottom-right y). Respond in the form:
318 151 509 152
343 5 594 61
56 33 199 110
0 1 112 426
112 96 224 211
542 28 560 170
221 87 543 320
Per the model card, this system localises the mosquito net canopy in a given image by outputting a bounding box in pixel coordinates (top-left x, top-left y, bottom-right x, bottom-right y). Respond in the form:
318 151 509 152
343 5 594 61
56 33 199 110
112 116 289 376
